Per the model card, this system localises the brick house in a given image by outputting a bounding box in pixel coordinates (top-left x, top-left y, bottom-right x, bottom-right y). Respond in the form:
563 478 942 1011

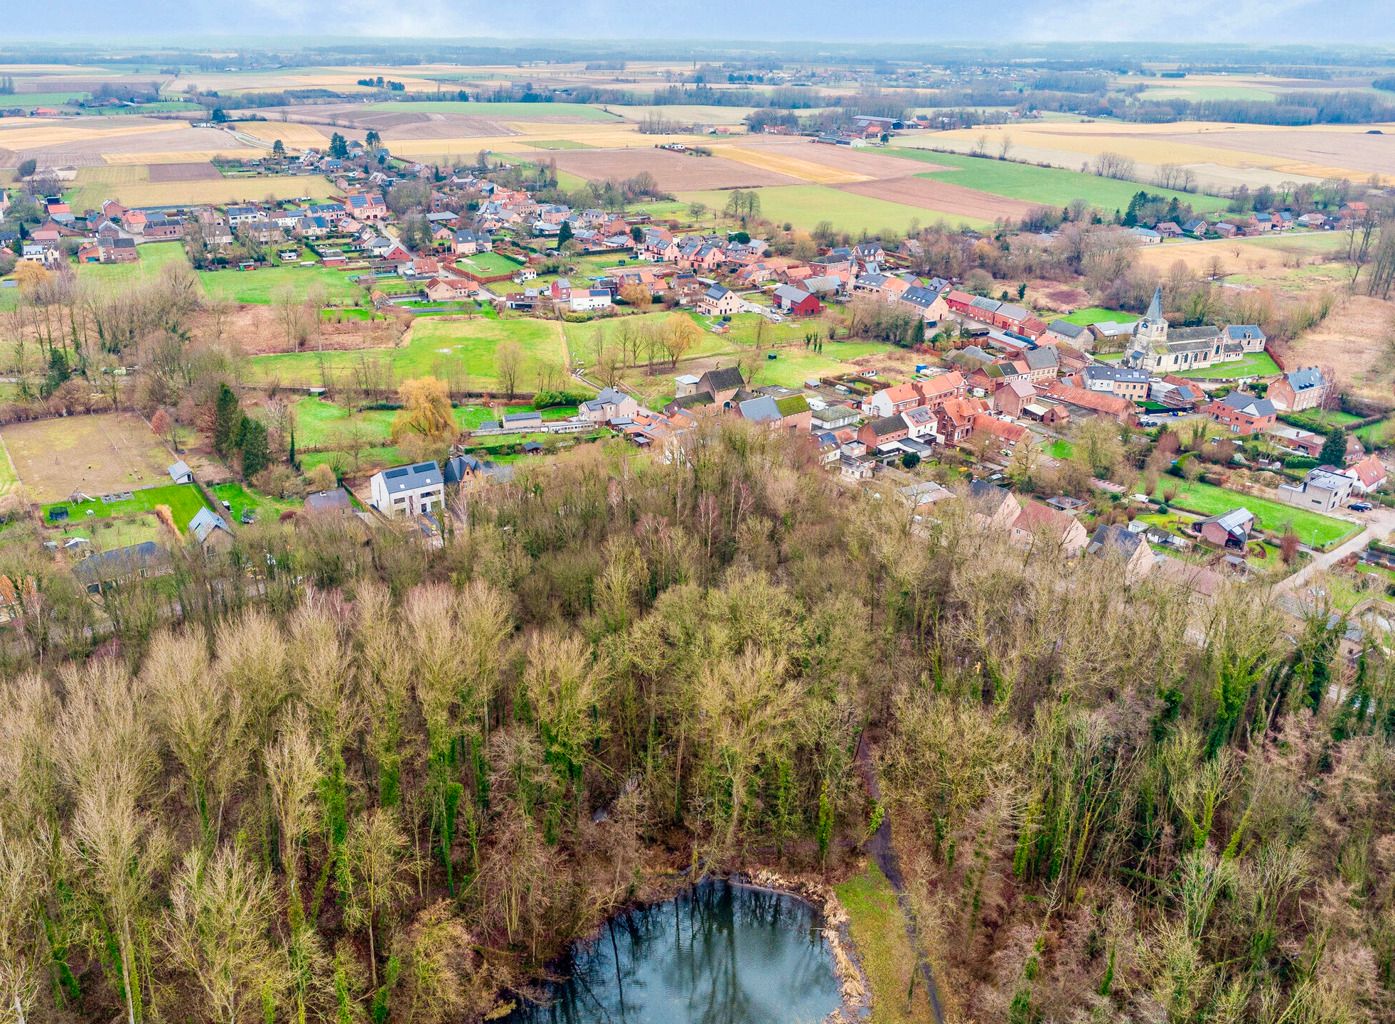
1205 391 1277 435
1267 367 1331 412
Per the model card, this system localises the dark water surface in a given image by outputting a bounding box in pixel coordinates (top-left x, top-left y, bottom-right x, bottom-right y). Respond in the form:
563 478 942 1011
507 879 843 1024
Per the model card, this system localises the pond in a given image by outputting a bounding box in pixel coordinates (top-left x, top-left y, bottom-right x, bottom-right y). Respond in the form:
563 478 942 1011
507 879 844 1024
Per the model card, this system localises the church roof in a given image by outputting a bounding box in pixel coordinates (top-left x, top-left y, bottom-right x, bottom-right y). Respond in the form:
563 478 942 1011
1145 286 1163 322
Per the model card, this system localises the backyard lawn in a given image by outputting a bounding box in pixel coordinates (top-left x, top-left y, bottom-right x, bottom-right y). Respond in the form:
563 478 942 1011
76 241 191 289
1151 478 1356 549
274 396 502 449
199 264 366 305
1355 417 1395 448
455 251 524 277
1058 307 1139 327
42 483 213 532
209 481 301 522
1174 352 1282 379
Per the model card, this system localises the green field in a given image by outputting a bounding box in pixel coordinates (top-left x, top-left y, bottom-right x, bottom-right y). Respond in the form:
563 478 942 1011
76 241 190 288
277 396 496 449
565 310 819 369
1355 417 1395 448
1058 307 1139 327
678 184 993 234
248 316 569 391
43 483 212 532
367 100 620 121
0 434 17 497
1152 478 1356 549
1 91 90 106
199 264 366 305
1281 409 1365 431
1173 352 1281 379
209 481 301 522
884 148 1232 214
455 251 523 277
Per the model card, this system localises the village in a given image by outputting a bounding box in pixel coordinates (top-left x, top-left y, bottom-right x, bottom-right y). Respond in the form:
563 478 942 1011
1 102 1393 630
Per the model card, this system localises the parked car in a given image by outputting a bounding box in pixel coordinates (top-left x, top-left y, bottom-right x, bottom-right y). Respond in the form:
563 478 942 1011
1351 501 1374 512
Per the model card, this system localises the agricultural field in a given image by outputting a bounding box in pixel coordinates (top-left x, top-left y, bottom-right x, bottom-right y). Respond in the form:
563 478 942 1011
0 412 174 503
198 264 366 305
890 119 1395 192
0 434 18 498
366 100 622 121
247 316 570 392
679 183 995 234
1151 478 1356 549
545 146 800 190
882 147 1232 214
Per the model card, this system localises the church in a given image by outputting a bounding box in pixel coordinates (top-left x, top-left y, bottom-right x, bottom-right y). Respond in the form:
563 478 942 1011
1121 288 1267 375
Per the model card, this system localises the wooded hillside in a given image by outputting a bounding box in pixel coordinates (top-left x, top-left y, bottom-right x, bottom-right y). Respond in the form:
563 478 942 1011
0 422 1392 1023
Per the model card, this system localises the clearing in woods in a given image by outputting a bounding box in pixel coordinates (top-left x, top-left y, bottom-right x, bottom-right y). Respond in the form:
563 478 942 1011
0 412 173 503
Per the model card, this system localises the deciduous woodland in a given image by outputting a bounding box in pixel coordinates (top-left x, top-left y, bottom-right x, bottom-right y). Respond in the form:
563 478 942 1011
2 423 1394 1024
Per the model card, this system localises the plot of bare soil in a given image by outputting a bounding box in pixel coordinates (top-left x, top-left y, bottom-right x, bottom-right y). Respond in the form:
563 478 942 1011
148 161 222 181
548 147 803 189
246 105 518 139
1284 294 1395 404
1 412 172 503
736 138 951 179
1136 127 1395 178
217 305 408 357
836 177 1039 223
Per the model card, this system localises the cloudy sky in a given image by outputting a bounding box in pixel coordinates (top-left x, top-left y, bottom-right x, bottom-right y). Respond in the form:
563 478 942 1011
7 0 1395 45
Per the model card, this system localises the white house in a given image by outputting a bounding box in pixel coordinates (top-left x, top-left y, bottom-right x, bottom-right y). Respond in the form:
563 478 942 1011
580 387 639 424
369 461 444 516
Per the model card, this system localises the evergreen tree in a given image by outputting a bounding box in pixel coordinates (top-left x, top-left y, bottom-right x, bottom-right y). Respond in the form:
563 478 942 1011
213 384 242 457
237 417 271 479
1319 429 1348 467
329 132 349 159
288 426 298 470
557 220 573 248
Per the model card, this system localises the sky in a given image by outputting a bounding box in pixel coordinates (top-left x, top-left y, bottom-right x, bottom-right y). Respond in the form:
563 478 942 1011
7 0 1395 46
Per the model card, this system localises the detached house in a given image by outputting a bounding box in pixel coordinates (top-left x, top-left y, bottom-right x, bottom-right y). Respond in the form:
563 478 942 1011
1268 367 1331 412
1205 391 1276 436
369 462 444 516
698 284 743 317
1087 524 1154 582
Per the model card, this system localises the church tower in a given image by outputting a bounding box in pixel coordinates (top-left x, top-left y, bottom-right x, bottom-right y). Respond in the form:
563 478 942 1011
1124 286 1168 368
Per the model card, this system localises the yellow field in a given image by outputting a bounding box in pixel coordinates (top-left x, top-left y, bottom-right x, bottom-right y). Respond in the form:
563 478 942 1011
0 119 186 148
895 120 1395 189
709 144 869 184
391 122 715 161
74 174 338 208
102 149 256 165
1133 232 1351 276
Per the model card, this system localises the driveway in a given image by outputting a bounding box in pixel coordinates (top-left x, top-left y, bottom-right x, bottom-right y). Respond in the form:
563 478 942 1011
1276 505 1395 594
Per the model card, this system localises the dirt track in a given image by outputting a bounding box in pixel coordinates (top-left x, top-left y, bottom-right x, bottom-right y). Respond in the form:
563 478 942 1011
836 176 1039 223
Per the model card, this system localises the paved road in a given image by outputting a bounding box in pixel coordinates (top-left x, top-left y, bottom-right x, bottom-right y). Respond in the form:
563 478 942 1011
1276 506 1395 594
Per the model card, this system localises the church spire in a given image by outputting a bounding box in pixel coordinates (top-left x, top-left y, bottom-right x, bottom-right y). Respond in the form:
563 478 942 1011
1146 286 1163 323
